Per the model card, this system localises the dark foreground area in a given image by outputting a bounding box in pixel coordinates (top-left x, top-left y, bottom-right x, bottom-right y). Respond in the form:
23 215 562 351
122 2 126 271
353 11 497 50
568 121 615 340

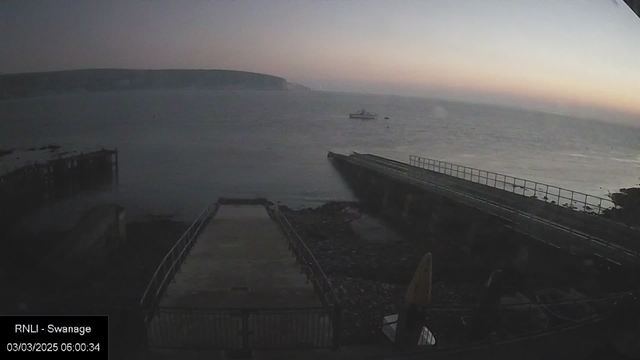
86 218 189 300
0 198 636 359
1 217 187 307
281 202 487 346
280 200 639 358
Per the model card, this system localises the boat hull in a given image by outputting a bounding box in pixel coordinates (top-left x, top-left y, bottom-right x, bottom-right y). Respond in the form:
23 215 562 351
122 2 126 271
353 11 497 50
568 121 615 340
349 114 377 119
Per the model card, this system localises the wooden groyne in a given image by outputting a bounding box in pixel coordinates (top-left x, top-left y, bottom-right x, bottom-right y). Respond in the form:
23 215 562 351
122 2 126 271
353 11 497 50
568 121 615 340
0 149 119 233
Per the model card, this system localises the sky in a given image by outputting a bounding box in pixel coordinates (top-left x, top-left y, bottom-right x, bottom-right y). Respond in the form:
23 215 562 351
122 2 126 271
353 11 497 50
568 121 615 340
1 0 639 120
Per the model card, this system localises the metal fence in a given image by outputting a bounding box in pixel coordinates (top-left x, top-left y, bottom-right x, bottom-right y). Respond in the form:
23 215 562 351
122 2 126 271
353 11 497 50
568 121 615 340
147 306 333 350
401 155 640 264
409 155 615 214
271 203 342 349
139 203 218 323
140 200 341 351
340 154 640 267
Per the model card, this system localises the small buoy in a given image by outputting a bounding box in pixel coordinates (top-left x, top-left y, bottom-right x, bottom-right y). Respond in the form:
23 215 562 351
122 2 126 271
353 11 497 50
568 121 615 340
386 126 389 129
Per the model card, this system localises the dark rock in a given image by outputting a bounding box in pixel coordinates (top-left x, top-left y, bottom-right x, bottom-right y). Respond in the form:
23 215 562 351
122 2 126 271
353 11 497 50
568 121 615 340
0 148 14 157
603 187 640 226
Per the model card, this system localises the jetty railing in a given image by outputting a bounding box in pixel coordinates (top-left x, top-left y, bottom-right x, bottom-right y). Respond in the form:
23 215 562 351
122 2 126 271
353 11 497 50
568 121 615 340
409 155 615 214
405 155 640 262
140 203 218 323
335 153 640 266
271 204 342 350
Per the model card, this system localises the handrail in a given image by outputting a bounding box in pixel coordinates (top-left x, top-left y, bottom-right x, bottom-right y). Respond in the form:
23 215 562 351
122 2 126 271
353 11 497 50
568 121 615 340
272 205 340 306
338 154 640 266
140 203 218 322
408 155 615 214
270 203 342 349
406 155 640 250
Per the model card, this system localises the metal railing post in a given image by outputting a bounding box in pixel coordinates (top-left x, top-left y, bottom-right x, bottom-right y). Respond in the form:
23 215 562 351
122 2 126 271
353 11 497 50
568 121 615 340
403 154 639 265
570 191 575 210
241 310 251 351
139 204 214 324
598 198 603 215
332 303 342 350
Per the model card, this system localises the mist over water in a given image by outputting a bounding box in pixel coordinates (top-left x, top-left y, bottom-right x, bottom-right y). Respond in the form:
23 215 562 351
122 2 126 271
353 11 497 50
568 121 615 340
1 90 639 225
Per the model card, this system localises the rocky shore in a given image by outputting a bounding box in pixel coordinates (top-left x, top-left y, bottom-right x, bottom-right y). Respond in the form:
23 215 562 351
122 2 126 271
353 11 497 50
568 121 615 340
279 198 640 351
280 202 486 346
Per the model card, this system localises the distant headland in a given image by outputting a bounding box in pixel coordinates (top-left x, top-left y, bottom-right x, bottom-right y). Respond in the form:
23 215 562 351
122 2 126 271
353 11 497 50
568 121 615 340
0 69 310 100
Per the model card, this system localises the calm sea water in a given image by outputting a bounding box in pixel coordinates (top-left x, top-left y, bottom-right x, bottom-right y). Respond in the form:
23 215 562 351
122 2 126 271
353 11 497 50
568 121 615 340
1 90 639 226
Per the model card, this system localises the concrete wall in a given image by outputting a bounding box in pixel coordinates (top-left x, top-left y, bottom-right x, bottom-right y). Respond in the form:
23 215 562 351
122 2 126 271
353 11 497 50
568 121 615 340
330 155 509 249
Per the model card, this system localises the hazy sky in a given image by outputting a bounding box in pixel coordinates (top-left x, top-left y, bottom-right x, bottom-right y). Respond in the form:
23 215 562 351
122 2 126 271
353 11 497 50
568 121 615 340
1 0 639 117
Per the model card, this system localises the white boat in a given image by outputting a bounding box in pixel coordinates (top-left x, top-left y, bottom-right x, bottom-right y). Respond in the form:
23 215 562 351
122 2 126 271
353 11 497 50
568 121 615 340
349 108 377 119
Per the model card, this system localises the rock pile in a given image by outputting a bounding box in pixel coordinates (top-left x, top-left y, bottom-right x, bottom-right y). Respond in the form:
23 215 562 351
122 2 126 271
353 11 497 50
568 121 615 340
281 201 485 345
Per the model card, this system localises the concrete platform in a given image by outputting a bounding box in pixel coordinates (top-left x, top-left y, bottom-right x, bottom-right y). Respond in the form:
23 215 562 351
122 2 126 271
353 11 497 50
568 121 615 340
159 204 320 309
148 203 330 350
